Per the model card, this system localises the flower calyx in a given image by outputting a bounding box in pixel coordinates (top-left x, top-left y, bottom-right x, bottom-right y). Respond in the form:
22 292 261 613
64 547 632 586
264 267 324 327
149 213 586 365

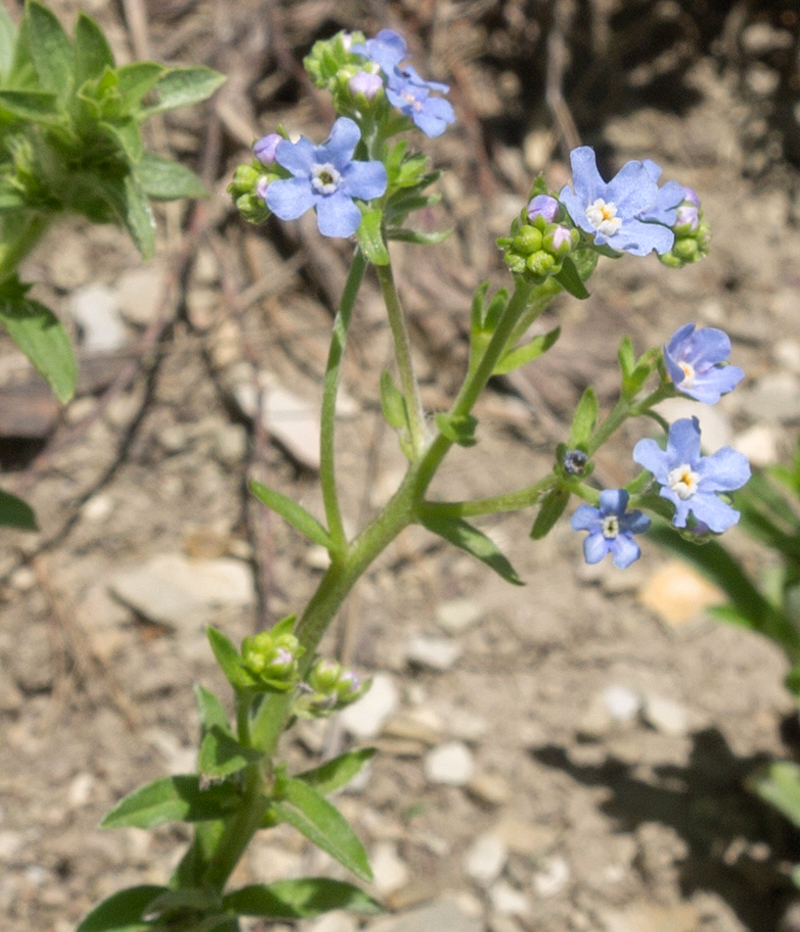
294 657 370 718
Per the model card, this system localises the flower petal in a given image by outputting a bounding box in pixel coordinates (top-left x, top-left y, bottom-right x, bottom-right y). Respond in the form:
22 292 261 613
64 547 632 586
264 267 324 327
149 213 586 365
342 159 388 201
315 190 362 237
598 489 629 515
689 492 741 533
607 218 675 256
606 160 659 214
568 146 606 204
610 533 641 569
620 509 651 535
571 504 602 533
684 365 744 404
274 137 315 177
691 327 732 366
583 531 610 564
666 417 702 466
266 176 316 220
319 117 361 167
632 437 670 482
696 446 751 493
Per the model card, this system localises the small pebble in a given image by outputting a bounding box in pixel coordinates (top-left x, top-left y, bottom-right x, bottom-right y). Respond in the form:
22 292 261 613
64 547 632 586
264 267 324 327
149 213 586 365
489 880 530 917
531 854 570 897
405 635 462 672
436 598 482 633
464 833 508 887
642 694 689 737
424 742 475 786
371 841 410 895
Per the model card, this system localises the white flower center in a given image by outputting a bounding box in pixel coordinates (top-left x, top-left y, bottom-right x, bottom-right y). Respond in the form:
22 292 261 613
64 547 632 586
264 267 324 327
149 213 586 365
586 198 622 236
668 464 700 500
311 163 342 195
401 90 423 112
678 361 695 387
601 515 620 539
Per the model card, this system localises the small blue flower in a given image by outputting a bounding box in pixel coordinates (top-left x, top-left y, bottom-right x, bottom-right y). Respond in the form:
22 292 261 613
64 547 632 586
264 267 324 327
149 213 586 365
254 132 282 166
571 489 650 568
633 417 751 533
353 29 455 137
636 159 686 227
559 147 676 256
266 117 387 237
527 194 560 223
664 323 744 404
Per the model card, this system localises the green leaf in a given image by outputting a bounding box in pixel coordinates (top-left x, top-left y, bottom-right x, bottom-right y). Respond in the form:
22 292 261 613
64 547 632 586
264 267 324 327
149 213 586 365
435 412 478 447
274 778 373 883
100 117 143 162
250 480 333 550
198 727 262 779
750 761 800 829
74 12 114 85
75 885 168 932
0 287 77 403
114 61 165 112
0 488 37 530
356 208 389 266
419 511 524 586
470 281 489 335
25 0 74 95
171 820 226 888
101 775 239 830
135 152 207 200
206 626 257 691
223 879 382 919
144 888 223 916
386 227 452 246
297 748 376 796
567 387 598 447
530 487 569 540
121 173 155 258
554 255 590 300
0 4 16 77
141 65 225 116
195 684 231 735
617 335 635 380
379 369 408 431
0 89 59 121
494 326 561 375
483 288 509 333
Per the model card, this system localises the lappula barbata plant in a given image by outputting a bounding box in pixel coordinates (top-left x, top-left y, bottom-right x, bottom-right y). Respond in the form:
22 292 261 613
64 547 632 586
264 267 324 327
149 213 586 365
81 28 749 931
0 1 222 531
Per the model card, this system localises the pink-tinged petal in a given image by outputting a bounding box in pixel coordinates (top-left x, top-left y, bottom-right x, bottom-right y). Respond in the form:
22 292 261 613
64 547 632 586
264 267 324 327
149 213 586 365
266 176 316 220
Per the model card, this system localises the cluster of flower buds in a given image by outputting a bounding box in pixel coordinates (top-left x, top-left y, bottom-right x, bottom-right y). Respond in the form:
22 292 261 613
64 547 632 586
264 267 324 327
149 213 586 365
659 187 711 268
497 194 579 282
240 626 304 692
294 657 370 718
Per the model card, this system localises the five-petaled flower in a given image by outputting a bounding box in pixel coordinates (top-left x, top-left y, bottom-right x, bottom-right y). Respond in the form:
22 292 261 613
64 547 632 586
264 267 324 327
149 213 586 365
353 28 455 137
633 417 750 533
664 323 744 404
265 117 387 237
571 489 650 569
559 147 678 256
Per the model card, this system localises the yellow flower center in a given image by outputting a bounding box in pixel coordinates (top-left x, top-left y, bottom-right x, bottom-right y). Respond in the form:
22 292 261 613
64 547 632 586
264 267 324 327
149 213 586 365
667 464 699 500
586 198 622 236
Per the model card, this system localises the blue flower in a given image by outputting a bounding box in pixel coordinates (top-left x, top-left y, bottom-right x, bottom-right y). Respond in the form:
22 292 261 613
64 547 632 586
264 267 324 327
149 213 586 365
633 417 751 533
636 159 686 227
353 29 455 137
266 117 387 237
527 194 560 222
254 132 282 166
571 489 650 568
559 147 676 256
664 323 744 404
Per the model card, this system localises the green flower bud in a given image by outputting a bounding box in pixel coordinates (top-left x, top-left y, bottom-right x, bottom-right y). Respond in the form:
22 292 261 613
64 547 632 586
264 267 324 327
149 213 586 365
241 628 302 689
525 250 557 277
514 225 543 256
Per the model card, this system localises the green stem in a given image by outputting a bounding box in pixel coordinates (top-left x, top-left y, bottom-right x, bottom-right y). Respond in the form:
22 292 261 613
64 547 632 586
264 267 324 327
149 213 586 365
587 381 673 456
420 473 558 519
320 248 368 552
375 262 428 457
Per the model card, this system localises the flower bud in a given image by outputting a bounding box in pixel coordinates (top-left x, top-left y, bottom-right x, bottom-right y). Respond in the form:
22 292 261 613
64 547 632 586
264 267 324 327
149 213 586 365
527 194 559 223
254 133 282 166
241 628 302 689
525 250 556 277
349 70 383 100
543 224 577 257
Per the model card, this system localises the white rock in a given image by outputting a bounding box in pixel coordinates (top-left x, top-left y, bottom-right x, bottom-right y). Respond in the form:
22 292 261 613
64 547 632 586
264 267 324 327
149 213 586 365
405 635 462 672
531 855 570 897
339 672 399 739
774 339 800 374
489 880 531 917
308 912 359 932
464 833 508 886
424 742 475 786
642 694 689 737
67 772 94 807
733 424 779 467
739 372 800 423
69 283 127 352
603 685 641 722
0 831 23 861
436 598 482 633
371 841 410 895
109 552 255 632
116 265 165 326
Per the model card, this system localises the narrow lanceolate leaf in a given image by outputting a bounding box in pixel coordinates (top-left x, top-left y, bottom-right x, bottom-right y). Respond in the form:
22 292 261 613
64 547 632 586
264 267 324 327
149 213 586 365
554 255 590 300
356 208 389 266
101 775 239 830
274 778 373 883
195 684 231 736
198 727 262 779
74 12 115 85
122 174 156 259
75 884 168 932
0 287 77 403
100 117 143 163
567 387 598 448
0 89 60 122
25 0 74 95
135 152 208 200
0 3 16 77
141 66 226 116
379 370 408 431
296 748 377 797
419 512 524 586
223 879 383 919
750 761 800 829
250 480 333 550
386 227 452 246
206 626 257 691
494 326 561 375
0 488 37 530
114 61 165 112
530 487 569 540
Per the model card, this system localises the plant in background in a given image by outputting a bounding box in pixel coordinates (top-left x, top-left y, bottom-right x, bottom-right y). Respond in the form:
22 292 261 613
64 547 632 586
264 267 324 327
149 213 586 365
0 0 223 530
80 26 749 932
